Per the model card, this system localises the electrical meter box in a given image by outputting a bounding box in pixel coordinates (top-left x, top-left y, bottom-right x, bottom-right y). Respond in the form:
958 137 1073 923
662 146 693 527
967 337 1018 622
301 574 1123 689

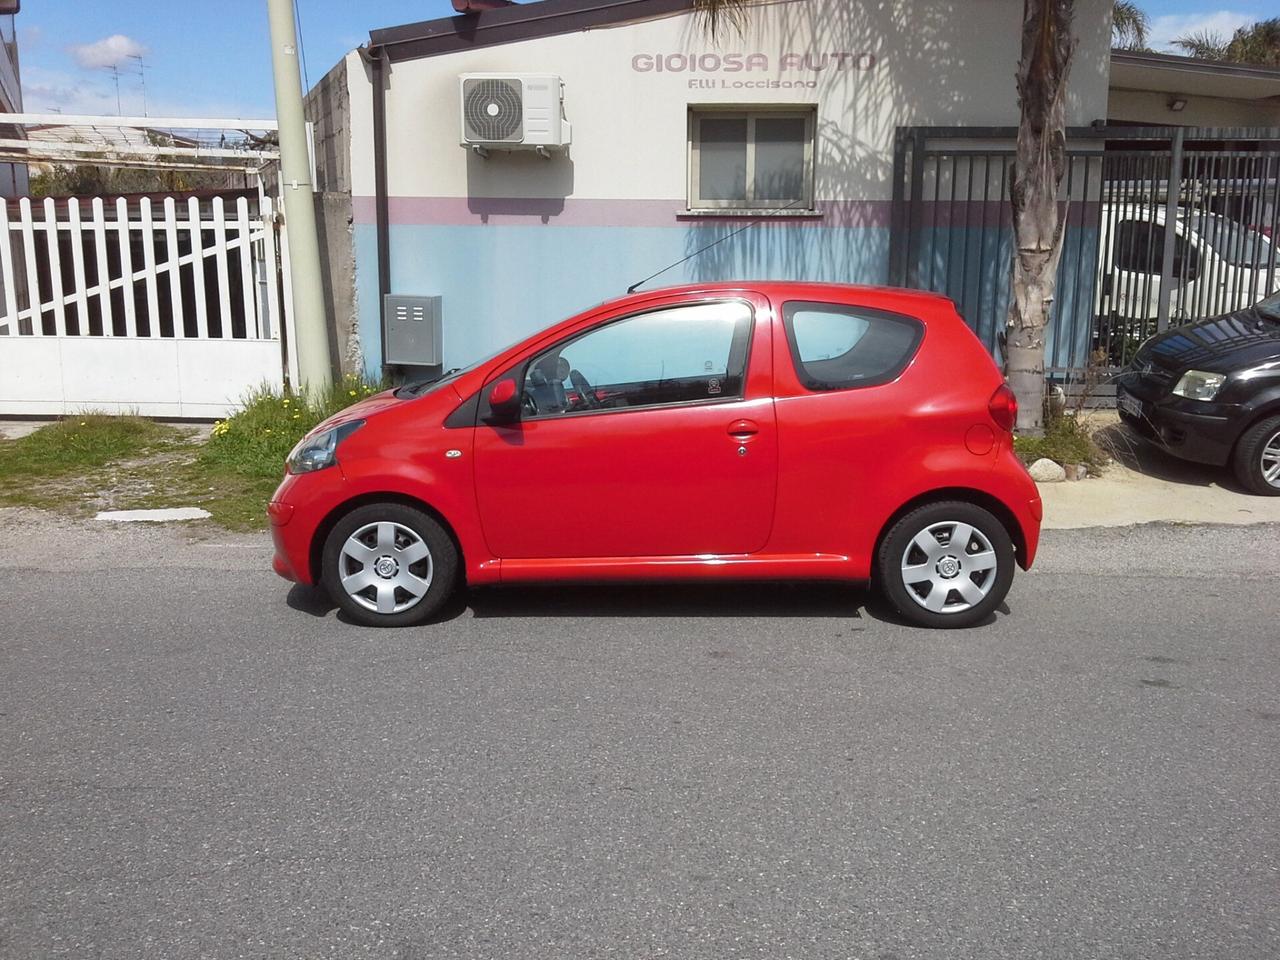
383 295 443 367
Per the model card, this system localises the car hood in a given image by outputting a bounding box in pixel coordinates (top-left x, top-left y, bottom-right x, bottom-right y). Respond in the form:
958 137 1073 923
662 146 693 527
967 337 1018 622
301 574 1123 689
309 389 403 434
1136 308 1280 375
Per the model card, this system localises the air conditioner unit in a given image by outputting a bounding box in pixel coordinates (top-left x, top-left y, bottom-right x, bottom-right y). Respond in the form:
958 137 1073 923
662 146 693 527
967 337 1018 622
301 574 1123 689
459 73 572 153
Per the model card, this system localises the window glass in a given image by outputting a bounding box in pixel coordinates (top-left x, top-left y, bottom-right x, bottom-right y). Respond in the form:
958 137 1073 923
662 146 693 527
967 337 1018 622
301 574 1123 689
697 118 748 202
690 110 813 210
1114 220 1162 274
1113 219 1201 281
754 117 806 200
522 301 753 417
782 301 923 391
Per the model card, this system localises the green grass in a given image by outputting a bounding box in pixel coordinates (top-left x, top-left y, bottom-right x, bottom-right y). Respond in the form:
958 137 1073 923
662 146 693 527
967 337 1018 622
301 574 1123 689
190 376 383 528
0 415 184 511
0 376 384 529
1014 414 1106 474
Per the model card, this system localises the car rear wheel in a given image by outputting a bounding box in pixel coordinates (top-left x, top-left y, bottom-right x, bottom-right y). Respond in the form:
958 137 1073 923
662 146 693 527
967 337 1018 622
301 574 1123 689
1231 415 1280 497
321 502 460 626
876 501 1015 629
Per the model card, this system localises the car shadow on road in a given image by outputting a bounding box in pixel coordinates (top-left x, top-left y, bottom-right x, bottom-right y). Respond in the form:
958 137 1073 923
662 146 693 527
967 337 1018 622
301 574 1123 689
1095 423 1245 491
286 581 1007 628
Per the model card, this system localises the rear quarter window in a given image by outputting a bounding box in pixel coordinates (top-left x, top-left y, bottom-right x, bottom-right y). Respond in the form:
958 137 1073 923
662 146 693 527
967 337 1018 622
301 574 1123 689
782 301 924 390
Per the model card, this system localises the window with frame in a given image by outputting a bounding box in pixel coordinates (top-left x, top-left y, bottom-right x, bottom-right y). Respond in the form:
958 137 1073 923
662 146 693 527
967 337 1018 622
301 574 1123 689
520 301 754 418
688 109 815 212
782 301 923 391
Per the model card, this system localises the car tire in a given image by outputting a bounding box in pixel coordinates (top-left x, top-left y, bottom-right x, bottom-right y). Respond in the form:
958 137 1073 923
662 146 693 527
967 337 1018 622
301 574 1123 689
1231 415 1280 497
876 500 1015 629
320 502 461 627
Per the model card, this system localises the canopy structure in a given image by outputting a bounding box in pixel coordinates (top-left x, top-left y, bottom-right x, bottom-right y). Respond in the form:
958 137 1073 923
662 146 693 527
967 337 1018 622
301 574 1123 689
0 113 281 173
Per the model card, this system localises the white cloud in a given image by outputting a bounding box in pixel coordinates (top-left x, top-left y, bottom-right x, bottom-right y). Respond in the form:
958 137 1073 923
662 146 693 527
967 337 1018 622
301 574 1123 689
1147 10 1255 53
69 33 148 70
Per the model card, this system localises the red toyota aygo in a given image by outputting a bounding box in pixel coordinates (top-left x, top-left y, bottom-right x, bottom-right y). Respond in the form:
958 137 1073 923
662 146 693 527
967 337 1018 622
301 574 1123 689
270 282 1041 629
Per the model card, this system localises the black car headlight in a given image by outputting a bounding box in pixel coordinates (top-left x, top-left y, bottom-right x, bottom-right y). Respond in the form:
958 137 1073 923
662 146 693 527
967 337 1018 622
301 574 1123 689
1171 370 1225 401
286 419 364 474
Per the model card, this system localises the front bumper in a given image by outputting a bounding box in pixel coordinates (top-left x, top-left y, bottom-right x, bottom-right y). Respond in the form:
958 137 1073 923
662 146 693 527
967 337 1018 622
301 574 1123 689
1116 374 1240 466
268 468 346 585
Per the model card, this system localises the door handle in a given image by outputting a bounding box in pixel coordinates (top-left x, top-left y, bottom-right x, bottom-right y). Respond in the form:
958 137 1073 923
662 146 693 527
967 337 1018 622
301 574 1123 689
727 418 759 437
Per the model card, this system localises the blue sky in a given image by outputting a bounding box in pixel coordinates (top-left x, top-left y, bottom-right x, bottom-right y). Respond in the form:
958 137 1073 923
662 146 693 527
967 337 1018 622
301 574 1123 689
17 0 1280 120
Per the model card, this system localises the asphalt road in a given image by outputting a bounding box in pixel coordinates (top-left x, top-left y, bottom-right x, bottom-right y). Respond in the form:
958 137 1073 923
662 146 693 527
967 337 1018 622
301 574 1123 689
1 513 1278 959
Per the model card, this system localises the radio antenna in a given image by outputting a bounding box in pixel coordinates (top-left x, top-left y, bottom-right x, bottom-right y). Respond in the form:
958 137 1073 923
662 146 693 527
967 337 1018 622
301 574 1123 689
626 198 805 294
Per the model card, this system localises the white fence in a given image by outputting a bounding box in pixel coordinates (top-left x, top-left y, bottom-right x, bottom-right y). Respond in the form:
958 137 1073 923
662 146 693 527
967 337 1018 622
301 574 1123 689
0 194 296 417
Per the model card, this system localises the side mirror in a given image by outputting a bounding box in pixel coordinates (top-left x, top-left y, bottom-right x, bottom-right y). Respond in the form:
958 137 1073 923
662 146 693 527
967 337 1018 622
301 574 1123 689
486 378 520 420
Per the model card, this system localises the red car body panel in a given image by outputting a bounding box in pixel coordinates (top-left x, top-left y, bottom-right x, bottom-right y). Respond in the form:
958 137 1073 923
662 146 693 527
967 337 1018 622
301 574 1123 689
269 282 1040 588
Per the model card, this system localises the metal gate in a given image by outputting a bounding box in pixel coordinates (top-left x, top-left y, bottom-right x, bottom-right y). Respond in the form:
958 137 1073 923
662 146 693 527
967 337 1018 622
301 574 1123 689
889 126 1280 383
0 193 297 418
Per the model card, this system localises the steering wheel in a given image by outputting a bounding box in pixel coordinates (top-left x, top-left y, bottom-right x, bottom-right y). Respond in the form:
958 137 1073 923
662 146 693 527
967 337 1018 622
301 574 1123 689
570 369 601 409
521 389 539 417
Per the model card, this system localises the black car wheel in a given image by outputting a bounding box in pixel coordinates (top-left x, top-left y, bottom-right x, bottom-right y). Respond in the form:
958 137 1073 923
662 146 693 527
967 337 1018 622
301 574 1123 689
876 501 1015 629
321 503 461 626
1231 415 1280 496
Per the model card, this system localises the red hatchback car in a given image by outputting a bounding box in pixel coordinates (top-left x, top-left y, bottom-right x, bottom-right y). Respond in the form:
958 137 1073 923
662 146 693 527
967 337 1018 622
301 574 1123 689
270 283 1041 629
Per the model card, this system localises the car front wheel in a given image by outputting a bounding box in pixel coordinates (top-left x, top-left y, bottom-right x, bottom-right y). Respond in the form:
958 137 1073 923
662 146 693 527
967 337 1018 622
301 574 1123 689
320 502 460 626
876 501 1015 629
1231 415 1280 496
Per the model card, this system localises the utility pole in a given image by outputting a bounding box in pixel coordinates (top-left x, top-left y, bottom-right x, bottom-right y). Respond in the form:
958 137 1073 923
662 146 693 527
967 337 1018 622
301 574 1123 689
265 0 333 394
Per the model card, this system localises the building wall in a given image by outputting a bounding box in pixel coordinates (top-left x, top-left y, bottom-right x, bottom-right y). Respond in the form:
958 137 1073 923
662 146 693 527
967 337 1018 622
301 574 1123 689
343 0 1113 375
305 58 362 375
1108 88 1280 128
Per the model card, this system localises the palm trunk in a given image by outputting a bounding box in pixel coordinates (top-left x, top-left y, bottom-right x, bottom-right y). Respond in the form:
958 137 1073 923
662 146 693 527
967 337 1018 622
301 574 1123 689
1006 0 1074 435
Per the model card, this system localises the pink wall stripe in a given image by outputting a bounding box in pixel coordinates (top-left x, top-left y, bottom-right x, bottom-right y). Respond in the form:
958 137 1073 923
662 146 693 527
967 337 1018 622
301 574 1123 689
351 196 896 228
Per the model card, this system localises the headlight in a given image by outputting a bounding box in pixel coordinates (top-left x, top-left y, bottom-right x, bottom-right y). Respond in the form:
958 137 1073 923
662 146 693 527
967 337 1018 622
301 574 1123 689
1171 370 1225 401
286 419 364 474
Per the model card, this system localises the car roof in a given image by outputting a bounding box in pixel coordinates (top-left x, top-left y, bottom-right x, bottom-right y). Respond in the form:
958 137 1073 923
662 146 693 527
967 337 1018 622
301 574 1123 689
598 281 955 315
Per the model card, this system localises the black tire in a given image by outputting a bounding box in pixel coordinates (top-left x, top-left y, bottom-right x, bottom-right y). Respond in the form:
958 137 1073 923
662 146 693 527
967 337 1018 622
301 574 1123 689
1231 415 1280 497
875 500 1016 629
320 502 461 627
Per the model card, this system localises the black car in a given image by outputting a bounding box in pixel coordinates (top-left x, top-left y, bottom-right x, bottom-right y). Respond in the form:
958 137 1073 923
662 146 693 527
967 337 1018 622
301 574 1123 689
1117 290 1280 495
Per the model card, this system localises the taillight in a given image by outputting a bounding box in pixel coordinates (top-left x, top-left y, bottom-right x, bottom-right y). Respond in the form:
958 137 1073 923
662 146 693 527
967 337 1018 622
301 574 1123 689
988 383 1017 433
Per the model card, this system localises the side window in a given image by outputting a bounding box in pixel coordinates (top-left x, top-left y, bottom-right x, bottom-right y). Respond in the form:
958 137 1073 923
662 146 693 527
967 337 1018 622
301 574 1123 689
1172 232 1201 282
522 301 753 417
1114 220 1161 274
1113 220 1201 282
782 301 923 391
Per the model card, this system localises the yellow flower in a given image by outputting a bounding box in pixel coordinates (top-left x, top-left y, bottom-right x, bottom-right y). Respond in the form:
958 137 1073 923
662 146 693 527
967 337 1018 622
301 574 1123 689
292 413 301 419
282 398 290 406
348 389 357 397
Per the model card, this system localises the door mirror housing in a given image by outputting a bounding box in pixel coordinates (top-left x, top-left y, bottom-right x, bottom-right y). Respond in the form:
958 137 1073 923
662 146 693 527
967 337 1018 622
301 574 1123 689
486 378 521 420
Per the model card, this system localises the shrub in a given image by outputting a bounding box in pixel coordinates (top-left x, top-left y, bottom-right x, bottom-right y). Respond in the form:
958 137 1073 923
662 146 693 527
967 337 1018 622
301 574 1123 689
201 375 384 481
1014 413 1106 474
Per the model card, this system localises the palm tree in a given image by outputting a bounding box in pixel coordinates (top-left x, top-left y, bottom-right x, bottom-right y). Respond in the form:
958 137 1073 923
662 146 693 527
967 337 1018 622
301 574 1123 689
1174 18 1280 65
1171 29 1228 61
1112 0 1149 50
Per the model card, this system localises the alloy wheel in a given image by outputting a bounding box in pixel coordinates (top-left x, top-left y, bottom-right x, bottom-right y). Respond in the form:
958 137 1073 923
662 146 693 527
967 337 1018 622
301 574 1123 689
338 521 434 615
899 520 999 614
1261 432 1280 488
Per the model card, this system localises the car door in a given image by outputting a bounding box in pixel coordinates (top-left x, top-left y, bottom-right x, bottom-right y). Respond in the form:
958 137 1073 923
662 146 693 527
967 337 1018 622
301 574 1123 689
1102 216 1201 345
472 295 777 560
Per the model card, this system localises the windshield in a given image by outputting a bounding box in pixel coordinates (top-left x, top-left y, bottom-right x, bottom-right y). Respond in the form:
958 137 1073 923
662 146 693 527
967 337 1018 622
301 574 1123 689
1181 212 1275 268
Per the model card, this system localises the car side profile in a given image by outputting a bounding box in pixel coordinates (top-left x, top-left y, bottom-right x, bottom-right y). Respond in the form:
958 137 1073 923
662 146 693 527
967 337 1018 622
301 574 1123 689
269 282 1042 628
